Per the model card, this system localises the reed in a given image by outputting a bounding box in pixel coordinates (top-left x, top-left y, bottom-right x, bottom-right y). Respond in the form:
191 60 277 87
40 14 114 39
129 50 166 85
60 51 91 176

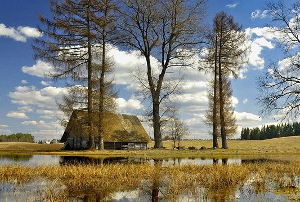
1 162 300 201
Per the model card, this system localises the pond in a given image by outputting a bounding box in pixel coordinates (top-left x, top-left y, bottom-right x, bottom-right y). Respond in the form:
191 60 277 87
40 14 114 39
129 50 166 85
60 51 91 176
0 154 289 166
0 154 299 201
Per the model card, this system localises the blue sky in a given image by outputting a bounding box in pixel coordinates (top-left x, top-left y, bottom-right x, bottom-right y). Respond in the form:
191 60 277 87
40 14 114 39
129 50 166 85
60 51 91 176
0 0 293 141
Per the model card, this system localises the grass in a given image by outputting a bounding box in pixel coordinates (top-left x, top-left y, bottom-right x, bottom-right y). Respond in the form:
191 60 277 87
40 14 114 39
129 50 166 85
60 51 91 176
1 162 300 201
1 136 300 159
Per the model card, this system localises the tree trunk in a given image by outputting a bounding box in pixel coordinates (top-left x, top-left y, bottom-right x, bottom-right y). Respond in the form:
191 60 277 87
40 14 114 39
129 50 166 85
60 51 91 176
218 65 227 149
98 31 106 150
218 30 227 149
87 1 95 150
213 35 219 149
153 100 162 148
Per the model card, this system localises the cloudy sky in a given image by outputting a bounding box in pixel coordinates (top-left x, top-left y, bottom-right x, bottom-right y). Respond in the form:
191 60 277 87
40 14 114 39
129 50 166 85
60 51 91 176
0 0 294 141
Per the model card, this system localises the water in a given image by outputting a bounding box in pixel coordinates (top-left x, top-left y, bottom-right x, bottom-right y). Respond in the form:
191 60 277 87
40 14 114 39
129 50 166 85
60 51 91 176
0 154 288 166
0 154 298 201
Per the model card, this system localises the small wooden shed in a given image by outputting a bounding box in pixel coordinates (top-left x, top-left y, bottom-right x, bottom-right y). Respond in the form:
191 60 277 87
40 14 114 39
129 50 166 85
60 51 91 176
61 110 150 150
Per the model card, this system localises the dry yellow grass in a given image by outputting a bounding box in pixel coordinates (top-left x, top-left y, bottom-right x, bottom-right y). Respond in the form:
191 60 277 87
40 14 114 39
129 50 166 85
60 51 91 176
1 136 300 159
0 142 63 151
1 162 300 201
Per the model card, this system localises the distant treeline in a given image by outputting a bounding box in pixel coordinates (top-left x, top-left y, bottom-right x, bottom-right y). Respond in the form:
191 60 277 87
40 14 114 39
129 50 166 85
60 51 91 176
241 122 300 140
0 133 34 142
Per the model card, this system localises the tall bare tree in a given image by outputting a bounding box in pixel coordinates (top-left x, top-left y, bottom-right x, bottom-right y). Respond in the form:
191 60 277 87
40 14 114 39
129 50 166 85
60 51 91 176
119 0 206 148
34 0 118 149
258 1 300 120
206 12 247 148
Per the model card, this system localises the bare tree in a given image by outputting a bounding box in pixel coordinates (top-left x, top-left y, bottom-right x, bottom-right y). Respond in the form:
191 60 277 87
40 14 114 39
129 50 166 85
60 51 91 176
258 1 300 120
169 116 189 149
205 12 247 149
119 0 206 148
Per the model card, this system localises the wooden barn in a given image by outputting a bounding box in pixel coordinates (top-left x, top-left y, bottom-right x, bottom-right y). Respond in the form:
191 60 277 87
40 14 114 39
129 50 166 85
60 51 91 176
60 110 150 150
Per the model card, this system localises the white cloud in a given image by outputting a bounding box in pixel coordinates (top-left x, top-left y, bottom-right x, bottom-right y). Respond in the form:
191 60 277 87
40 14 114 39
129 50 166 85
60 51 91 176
246 27 280 41
245 27 277 70
243 98 248 104
278 52 300 72
116 98 143 113
110 48 147 85
251 10 269 19
226 3 238 8
18 106 34 113
6 111 28 119
235 112 261 123
22 120 47 126
21 80 28 84
22 60 55 78
8 85 68 120
0 23 42 42
22 120 39 125
41 81 52 86
232 96 239 107
17 26 43 38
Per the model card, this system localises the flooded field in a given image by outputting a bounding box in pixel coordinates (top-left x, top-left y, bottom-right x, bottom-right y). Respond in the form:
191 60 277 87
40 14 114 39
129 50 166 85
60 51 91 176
0 154 300 201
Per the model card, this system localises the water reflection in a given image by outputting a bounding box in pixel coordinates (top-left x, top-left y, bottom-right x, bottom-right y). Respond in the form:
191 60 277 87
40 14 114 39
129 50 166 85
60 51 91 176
60 156 148 165
59 156 244 166
0 154 291 166
0 154 60 166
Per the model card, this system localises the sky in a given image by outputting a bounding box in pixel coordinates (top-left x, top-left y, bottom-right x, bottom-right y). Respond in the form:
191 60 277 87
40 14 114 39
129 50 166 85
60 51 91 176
0 0 295 141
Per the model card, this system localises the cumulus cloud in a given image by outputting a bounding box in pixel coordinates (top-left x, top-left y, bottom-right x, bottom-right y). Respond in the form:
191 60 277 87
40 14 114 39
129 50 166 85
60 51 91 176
244 27 277 70
41 81 52 86
0 23 42 42
251 10 269 19
21 80 28 84
235 112 261 123
243 98 248 104
8 85 67 120
22 60 55 78
17 26 43 38
6 111 28 119
232 96 239 107
110 47 150 86
116 98 144 113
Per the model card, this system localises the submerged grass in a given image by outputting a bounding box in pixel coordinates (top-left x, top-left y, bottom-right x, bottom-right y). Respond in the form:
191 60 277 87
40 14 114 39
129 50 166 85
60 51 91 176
1 161 300 201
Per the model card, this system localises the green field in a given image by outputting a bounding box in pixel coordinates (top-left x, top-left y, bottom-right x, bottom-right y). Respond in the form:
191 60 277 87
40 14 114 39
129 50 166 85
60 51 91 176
1 136 300 159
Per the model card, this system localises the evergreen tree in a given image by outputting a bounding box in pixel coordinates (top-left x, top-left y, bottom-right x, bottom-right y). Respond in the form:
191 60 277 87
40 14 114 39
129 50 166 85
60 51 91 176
250 127 260 140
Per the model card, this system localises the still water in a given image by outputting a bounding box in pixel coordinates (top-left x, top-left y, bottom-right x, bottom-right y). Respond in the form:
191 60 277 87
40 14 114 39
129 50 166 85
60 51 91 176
0 154 283 166
0 155 298 202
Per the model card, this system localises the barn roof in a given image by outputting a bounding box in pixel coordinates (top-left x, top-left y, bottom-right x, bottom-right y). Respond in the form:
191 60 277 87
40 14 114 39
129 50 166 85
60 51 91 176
61 110 150 143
